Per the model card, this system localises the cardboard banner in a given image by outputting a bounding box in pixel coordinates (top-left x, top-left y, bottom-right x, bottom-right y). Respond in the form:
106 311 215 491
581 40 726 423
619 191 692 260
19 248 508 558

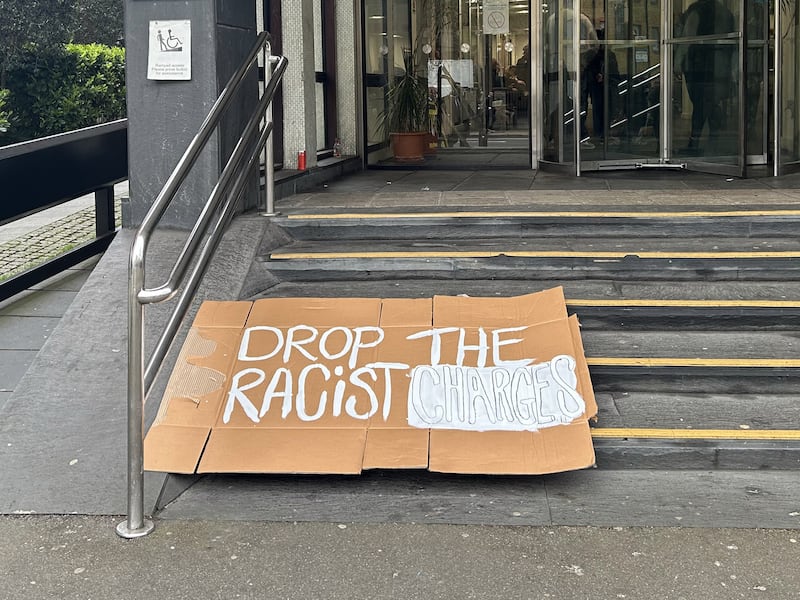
144 287 598 475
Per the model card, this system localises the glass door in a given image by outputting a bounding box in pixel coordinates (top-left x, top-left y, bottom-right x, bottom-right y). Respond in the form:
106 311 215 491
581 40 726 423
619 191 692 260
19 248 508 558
416 0 532 163
744 0 770 167
364 0 532 168
776 0 800 173
667 0 744 175
547 0 749 176
543 0 669 169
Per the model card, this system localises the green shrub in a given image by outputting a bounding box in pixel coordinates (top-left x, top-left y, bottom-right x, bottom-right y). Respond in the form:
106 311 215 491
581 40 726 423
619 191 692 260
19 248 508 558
0 89 11 135
4 43 125 142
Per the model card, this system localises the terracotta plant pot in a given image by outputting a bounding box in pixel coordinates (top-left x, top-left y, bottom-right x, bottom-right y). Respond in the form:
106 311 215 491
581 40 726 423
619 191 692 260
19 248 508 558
390 131 428 162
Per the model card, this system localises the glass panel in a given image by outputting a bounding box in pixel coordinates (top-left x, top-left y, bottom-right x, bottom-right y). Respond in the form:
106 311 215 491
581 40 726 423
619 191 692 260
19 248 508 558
364 0 389 147
779 0 800 167
570 0 662 162
316 81 326 151
745 0 769 161
542 0 579 162
314 1 323 72
670 0 740 164
315 1 326 150
363 0 531 166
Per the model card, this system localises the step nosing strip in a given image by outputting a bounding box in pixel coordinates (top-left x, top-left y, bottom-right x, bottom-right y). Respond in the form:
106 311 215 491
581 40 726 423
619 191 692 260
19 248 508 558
591 428 800 440
587 357 800 368
269 251 800 260
286 210 800 220
568 299 800 308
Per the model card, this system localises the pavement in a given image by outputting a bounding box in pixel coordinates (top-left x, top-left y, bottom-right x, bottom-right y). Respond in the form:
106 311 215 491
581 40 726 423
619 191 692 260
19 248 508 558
1 169 800 599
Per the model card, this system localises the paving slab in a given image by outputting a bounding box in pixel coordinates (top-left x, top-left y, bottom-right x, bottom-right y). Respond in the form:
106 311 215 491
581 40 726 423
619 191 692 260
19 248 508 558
0 316 59 350
0 350 38 392
1 516 798 600
0 289 82 318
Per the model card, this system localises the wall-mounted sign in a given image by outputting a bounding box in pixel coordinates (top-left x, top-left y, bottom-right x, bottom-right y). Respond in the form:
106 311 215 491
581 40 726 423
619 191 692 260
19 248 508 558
147 20 191 80
483 0 510 35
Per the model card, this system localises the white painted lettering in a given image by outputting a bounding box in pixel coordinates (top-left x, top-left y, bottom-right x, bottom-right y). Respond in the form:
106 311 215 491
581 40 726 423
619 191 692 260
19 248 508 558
223 368 265 424
295 363 329 421
237 326 283 362
349 327 384 368
283 325 319 363
319 326 354 362
410 365 444 424
259 367 293 419
492 326 533 368
366 362 409 420
349 366 379 419
406 327 460 365
457 327 489 368
224 324 586 433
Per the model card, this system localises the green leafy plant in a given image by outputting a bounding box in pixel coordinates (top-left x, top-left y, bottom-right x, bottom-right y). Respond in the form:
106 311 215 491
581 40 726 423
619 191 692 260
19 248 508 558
382 50 429 134
0 88 11 134
3 43 125 142
0 0 76 88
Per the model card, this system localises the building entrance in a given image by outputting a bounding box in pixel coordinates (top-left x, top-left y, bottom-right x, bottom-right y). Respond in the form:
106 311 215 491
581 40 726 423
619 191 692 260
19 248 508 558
363 0 800 177
541 0 776 176
364 0 533 168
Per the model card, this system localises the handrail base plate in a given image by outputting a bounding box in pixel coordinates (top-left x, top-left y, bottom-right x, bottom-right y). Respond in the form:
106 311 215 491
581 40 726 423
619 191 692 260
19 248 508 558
116 518 155 539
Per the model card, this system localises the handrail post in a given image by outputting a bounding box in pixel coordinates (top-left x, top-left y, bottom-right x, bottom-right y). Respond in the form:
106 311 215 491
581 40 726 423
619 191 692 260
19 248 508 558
262 43 278 216
116 238 154 538
117 31 286 539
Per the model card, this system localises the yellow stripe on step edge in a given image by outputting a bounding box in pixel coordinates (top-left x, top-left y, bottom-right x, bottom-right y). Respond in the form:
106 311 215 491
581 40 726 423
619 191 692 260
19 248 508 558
269 250 800 260
287 210 800 220
567 299 800 308
586 357 800 368
592 428 800 440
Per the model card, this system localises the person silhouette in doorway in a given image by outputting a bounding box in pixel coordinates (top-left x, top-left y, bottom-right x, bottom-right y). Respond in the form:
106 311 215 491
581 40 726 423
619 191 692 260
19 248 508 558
544 0 599 149
583 29 620 144
675 0 735 153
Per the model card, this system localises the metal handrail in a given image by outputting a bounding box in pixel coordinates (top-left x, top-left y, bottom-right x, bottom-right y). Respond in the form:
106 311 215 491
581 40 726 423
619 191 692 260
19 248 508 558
117 31 287 538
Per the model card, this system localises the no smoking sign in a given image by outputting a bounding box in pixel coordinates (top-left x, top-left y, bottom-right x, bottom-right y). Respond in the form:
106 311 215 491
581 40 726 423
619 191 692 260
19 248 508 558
483 0 509 34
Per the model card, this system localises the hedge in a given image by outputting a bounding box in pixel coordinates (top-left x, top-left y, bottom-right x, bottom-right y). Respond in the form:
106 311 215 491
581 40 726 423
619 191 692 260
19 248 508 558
2 43 125 143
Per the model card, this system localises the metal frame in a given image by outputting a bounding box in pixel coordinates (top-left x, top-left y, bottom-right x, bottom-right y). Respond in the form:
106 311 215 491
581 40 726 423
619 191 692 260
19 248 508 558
118 32 287 539
530 0 542 167
0 120 127 302
774 0 782 176
661 4 672 163
574 0 582 176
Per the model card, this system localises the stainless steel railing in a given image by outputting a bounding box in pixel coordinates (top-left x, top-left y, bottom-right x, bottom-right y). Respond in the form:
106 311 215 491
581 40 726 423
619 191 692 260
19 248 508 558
117 32 287 538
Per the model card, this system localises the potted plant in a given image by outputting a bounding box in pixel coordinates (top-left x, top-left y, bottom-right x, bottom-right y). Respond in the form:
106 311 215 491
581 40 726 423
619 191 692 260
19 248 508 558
382 50 430 161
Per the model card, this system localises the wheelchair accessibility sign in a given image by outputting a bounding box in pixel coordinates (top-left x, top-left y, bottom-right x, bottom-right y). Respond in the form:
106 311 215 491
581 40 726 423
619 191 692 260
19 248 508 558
148 20 191 80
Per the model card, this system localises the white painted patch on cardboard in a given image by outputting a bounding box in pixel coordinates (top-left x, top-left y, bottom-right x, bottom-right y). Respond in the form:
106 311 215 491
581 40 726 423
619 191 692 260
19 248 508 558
407 355 586 431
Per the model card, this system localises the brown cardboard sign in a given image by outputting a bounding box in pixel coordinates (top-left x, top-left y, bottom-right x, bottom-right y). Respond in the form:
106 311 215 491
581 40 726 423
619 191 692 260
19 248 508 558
144 287 597 475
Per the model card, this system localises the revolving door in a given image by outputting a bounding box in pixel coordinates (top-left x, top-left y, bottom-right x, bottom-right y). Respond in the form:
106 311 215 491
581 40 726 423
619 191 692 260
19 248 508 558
538 0 798 177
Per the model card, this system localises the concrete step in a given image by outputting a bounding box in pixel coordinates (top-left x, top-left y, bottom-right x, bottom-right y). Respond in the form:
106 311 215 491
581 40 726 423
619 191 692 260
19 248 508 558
262 253 800 282
252 280 800 330
245 209 800 470
275 208 800 240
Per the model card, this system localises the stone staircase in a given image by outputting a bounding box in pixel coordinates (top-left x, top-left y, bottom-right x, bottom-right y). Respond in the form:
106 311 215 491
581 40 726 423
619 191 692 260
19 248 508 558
250 204 800 471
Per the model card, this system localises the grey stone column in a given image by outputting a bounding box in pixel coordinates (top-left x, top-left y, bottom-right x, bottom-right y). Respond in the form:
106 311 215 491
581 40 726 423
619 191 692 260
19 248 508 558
281 0 318 169
336 0 361 157
123 0 257 229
